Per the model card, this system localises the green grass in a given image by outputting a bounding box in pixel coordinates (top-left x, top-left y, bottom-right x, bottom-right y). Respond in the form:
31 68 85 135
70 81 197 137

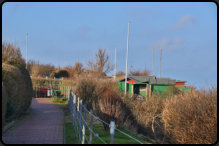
84 123 151 144
65 122 78 144
49 97 68 104
50 99 152 144
64 110 151 144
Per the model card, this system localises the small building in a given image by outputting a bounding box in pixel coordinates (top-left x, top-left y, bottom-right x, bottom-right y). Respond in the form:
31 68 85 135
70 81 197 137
175 80 192 92
118 76 191 98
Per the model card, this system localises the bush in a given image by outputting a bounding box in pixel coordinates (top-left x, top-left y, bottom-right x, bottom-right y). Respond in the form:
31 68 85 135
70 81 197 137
74 77 100 110
2 63 33 122
122 95 166 141
50 69 69 78
2 83 8 127
162 88 217 144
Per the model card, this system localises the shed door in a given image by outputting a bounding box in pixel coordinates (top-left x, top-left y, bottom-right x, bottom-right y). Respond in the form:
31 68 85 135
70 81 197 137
134 84 139 94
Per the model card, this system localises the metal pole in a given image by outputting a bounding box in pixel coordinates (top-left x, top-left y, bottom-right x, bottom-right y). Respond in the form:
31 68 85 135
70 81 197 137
89 109 94 144
125 22 130 95
110 120 115 144
114 48 117 81
81 102 85 144
152 48 154 76
26 33 28 69
160 48 162 78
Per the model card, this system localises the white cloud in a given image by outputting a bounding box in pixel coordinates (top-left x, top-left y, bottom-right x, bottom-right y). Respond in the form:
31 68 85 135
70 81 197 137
172 15 196 30
152 37 184 50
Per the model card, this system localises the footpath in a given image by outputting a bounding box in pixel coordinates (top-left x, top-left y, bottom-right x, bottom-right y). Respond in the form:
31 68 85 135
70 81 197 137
2 98 64 144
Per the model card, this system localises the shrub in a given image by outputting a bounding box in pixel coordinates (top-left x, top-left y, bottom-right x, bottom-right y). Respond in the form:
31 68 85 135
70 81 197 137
2 63 33 122
50 69 69 78
2 83 8 127
121 95 166 141
74 77 100 110
96 87 124 130
162 88 217 144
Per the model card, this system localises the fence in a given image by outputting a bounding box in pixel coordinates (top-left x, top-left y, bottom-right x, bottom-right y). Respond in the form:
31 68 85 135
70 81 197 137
33 86 73 98
68 90 144 144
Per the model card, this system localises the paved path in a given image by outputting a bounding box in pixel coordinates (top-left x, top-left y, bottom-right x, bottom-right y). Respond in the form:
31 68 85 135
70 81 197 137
2 98 64 144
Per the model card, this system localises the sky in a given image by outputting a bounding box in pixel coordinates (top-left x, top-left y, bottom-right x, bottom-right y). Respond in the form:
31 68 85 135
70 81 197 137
2 2 217 89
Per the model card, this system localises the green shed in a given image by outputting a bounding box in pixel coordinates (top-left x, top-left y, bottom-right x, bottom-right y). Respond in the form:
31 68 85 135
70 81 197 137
118 76 177 98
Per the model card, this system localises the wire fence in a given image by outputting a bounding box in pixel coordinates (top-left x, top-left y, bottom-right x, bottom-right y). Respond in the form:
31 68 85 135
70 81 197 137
67 90 144 144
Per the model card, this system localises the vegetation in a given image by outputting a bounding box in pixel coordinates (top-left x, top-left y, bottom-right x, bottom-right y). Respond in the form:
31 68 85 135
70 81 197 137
87 48 113 77
2 42 25 66
50 69 69 78
74 76 217 144
2 42 33 126
129 68 150 76
49 97 68 104
2 84 8 127
55 100 150 144
162 88 217 144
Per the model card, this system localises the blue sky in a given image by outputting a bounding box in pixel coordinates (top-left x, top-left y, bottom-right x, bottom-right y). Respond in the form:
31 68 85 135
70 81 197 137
2 2 217 89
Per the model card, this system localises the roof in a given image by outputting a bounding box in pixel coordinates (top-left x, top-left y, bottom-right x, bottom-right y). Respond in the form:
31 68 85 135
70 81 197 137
150 78 176 85
119 76 155 82
119 76 176 85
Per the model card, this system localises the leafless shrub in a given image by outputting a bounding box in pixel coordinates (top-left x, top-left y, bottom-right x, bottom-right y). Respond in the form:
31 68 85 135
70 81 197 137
122 95 166 141
162 88 217 144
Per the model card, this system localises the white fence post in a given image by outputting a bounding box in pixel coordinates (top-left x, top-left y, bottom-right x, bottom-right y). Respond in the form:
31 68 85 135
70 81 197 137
89 109 94 144
110 120 115 144
77 97 81 143
79 99 84 144
73 93 77 133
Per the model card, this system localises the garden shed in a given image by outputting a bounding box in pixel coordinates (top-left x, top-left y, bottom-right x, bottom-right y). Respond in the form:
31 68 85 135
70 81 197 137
118 76 177 98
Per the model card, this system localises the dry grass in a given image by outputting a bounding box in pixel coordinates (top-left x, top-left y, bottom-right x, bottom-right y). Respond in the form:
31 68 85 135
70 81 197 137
121 95 166 142
121 87 217 144
74 77 217 144
162 88 217 144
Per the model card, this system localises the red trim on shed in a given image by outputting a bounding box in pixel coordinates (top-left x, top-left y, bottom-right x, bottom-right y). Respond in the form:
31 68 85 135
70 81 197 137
175 81 186 87
127 79 137 84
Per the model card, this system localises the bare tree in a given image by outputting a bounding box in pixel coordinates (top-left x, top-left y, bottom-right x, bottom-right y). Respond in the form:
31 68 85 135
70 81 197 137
88 48 113 77
129 68 150 76
30 63 41 77
116 70 125 76
2 42 25 66
73 61 83 75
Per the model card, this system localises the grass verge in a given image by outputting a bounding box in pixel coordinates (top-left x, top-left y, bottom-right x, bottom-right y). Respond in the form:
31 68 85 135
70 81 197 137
50 97 151 144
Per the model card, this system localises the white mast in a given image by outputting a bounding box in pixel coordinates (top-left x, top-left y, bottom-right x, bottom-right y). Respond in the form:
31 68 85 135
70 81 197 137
160 48 162 78
152 48 155 76
26 33 28 69
114 48 117 81
125 22 130 95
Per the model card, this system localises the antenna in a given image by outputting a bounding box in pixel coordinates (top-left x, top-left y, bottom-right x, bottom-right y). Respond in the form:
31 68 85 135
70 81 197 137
26 33 28 69
152 48 155 76
114 48 117 81
160 48 162 78
125 22 130 95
